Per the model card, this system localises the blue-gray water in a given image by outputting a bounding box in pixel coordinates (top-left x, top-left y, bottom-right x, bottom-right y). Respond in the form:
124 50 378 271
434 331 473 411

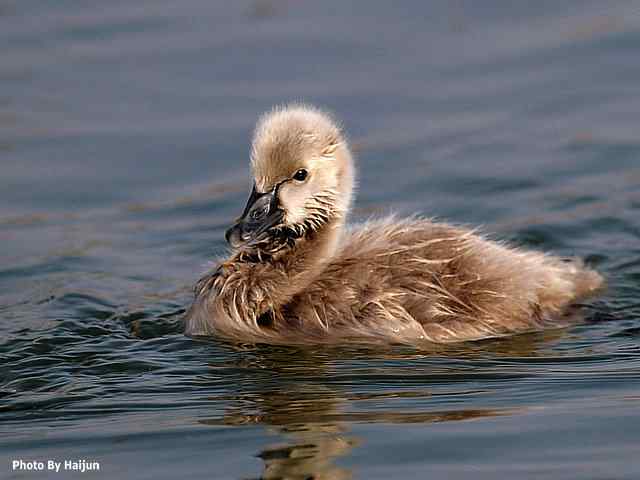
2 1 640 478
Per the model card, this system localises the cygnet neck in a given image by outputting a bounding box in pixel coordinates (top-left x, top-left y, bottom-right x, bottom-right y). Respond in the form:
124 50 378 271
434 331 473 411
266 208 345 308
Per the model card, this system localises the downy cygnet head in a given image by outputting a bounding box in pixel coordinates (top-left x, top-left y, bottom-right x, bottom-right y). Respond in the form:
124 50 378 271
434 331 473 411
225 105 355 253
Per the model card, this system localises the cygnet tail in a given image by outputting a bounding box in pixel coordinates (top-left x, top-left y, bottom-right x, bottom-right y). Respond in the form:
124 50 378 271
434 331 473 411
564 259 604 300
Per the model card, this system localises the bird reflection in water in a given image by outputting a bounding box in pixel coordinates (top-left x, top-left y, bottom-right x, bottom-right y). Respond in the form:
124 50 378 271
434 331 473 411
203 383 358 480
205 385 508 480
194 338 557 480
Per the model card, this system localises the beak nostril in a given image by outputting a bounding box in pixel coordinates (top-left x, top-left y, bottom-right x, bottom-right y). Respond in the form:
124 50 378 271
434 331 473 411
246 194 274 224
250 204 269 221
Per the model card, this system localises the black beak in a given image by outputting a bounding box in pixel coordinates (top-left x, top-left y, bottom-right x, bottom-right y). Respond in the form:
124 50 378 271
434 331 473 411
225 184 284 248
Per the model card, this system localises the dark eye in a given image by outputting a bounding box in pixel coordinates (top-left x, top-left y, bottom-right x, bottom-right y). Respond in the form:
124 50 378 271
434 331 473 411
293 169 308 181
